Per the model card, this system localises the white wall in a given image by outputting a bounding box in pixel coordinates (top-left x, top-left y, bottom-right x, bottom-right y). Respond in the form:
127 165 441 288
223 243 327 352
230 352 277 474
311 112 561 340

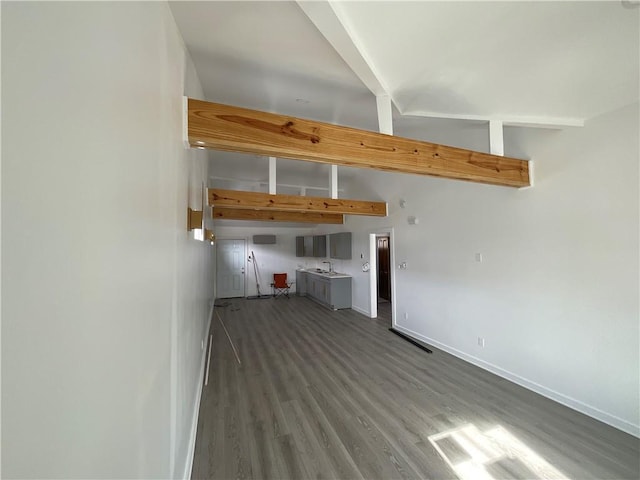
214 226 320 296
324 103 640 436
212 225 370 297
2 3 214 478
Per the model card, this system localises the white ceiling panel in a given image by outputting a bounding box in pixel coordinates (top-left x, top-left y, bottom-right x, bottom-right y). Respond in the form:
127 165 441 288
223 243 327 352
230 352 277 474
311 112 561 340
335 1 639 122
169 0 638 225
169 1 378 130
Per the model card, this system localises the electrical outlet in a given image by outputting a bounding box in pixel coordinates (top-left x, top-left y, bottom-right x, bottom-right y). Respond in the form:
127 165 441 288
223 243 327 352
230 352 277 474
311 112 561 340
404 312 409 320
201 340 204 350
478 337 485 347
475 253 483 263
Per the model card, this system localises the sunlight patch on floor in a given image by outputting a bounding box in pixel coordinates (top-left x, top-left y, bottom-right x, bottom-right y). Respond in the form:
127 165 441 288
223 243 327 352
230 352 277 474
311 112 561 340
428 424 570 480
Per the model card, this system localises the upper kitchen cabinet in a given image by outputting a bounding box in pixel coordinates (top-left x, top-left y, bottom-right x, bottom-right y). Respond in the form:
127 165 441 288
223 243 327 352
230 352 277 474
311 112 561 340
295 236 304 257
296 235 327 257
303 236 314 257
313 235 327 257
330 232 352 259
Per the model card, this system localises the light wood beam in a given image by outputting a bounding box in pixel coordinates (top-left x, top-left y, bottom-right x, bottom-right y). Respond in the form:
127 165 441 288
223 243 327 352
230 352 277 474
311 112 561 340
213 207 344 224
187 207 203 231
209 189 387 217
188 98 530 188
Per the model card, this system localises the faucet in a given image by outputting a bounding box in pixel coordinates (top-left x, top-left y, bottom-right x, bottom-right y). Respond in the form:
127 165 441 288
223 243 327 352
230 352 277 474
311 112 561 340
322 261 333 273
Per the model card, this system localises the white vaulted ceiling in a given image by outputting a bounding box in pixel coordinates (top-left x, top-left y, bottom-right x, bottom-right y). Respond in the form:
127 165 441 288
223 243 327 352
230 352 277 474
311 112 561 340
170 1 638 127
169 1 378 130
333 1 639 125
169 0 639 202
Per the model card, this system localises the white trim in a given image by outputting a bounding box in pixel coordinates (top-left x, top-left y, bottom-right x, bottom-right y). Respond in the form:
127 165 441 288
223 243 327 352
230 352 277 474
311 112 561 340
388 229 397 328
402 109 585 129
268 157 277 195
329 165 338 199
182 96 190 148
376 94 393 135
204 334 213 386
368 234 377 318
489 120 504 156
393 324 640 438
296 0 388 97
183 302 214 479
351 304 370 317
519 160 535 190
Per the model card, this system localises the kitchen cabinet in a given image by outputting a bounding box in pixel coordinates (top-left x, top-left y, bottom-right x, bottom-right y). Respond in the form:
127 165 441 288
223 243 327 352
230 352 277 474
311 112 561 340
297 270 351 310
313 235 326 257
296 269 307 295
329 232 352 259
296 235 327 257
303 236 314 257
295 236 304 257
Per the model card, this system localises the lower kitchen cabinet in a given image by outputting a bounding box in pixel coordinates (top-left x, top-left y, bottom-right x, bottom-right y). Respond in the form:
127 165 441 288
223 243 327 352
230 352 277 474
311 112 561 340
295 269 307 295
297 271 351 310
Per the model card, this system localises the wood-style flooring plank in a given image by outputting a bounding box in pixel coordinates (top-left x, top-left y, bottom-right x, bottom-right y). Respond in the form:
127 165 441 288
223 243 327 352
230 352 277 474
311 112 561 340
192 297 640 480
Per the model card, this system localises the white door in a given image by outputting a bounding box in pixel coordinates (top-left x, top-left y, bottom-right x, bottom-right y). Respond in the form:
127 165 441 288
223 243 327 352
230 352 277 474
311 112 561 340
216 239 246 298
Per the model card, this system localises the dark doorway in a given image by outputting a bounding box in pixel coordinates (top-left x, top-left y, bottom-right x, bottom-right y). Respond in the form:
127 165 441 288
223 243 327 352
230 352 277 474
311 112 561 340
377 236 391 302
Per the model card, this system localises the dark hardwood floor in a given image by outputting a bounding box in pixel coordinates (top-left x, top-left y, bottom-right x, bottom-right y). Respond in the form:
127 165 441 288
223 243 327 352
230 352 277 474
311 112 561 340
192 297 639 479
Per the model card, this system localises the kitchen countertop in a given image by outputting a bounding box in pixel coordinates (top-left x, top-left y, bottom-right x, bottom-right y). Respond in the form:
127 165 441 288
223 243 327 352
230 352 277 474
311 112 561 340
297 269 351 279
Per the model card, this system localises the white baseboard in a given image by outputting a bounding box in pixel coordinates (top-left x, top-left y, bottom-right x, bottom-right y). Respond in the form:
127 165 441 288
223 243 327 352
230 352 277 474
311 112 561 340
182 301 215 479
351 304 370 317
394 324 640 438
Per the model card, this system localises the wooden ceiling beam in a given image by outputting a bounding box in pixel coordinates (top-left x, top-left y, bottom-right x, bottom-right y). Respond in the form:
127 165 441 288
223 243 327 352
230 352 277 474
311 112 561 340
209 189 387 217
213 207 344 224
188 98 530 188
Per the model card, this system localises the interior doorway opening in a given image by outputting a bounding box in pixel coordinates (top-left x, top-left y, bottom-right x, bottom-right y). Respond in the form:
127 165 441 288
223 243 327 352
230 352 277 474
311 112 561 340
376 235 392 324
369 230 395 327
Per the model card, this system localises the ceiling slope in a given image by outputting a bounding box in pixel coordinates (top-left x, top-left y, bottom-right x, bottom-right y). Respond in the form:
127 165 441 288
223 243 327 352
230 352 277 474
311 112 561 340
171 1 639 129
317 1 639 126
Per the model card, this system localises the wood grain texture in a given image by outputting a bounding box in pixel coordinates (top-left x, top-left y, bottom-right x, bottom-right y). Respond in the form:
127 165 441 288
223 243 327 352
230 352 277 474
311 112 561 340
193 298 639 479
188 98 530 188
209 188 387 217
187 207 203 231
213 207 344 224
